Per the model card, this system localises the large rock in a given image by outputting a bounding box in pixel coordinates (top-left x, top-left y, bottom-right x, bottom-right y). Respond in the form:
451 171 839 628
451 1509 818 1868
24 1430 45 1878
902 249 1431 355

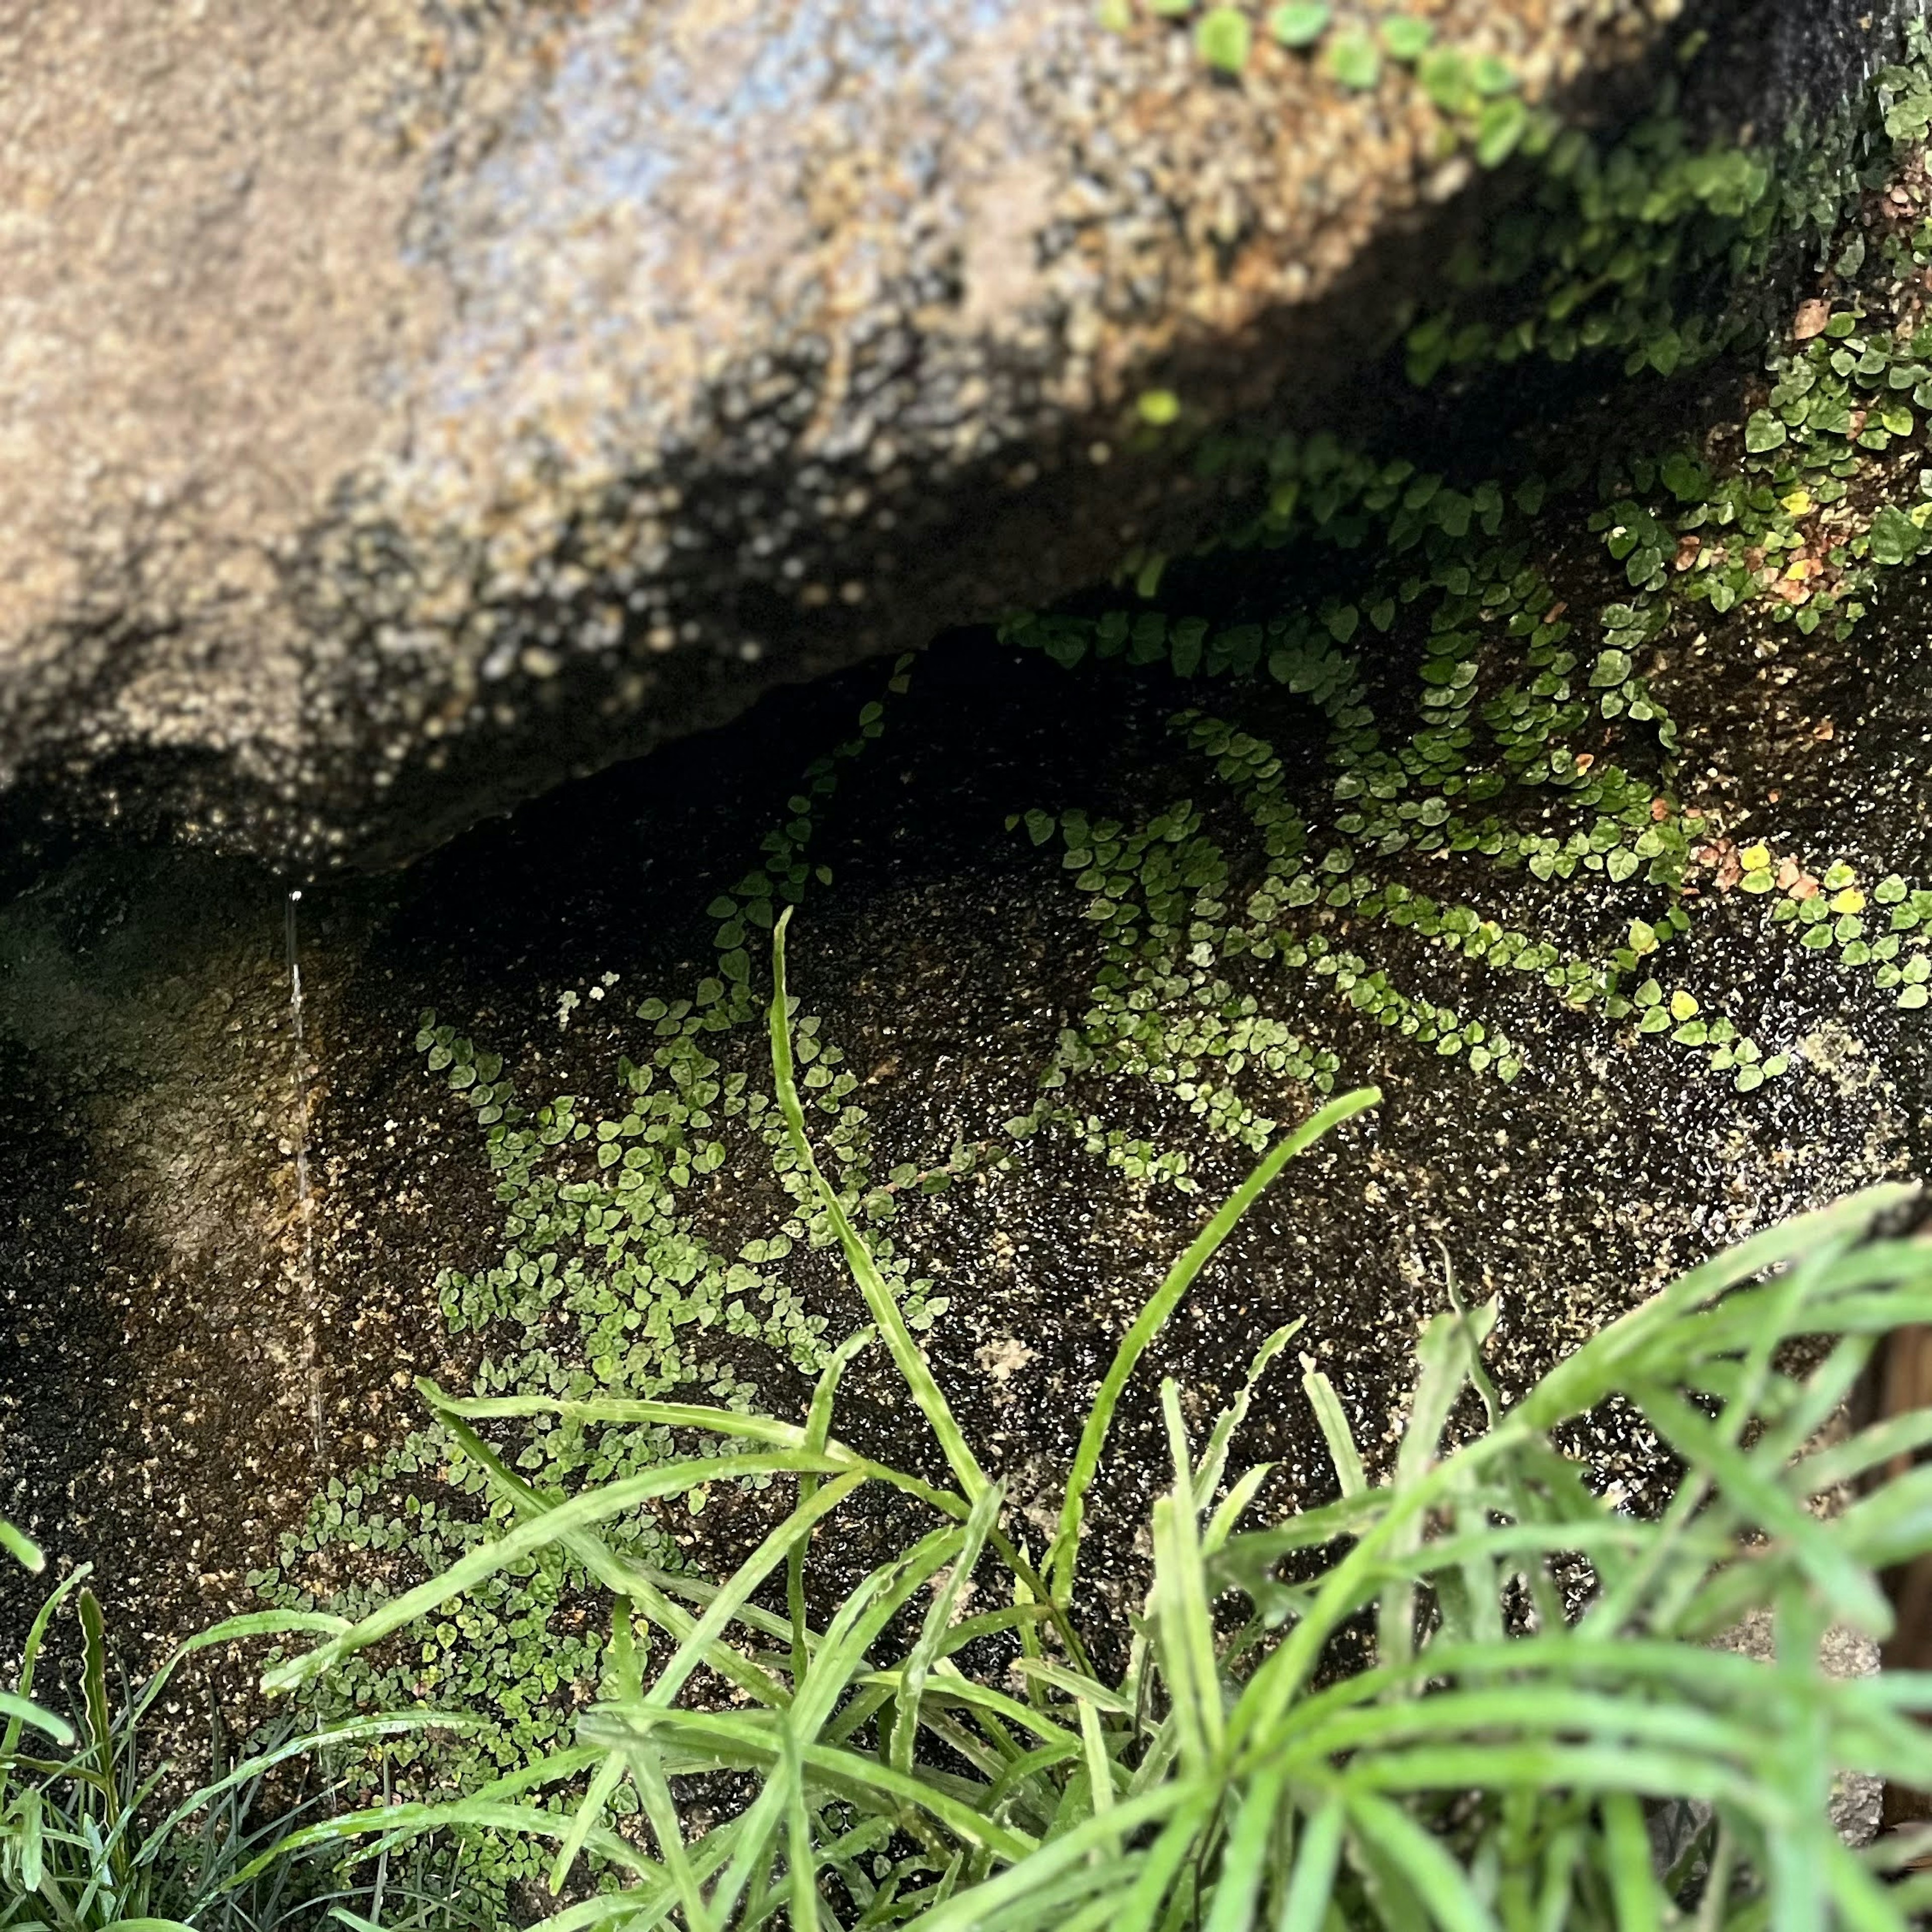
0 0 1860 869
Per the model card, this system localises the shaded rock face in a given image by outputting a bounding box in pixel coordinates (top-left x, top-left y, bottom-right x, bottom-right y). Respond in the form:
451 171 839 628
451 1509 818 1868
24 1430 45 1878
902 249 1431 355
0 0 1876 870
4 598 1930 1671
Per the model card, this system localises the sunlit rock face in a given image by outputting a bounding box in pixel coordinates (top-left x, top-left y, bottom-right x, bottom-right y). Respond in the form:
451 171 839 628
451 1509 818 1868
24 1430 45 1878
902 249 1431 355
0 0 1862 870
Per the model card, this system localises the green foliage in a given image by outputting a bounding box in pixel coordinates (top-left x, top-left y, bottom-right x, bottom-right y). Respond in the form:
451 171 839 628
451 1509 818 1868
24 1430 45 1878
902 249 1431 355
1108 0 1532 159
999 28 1932 1181
222 23 1932 1915
251 662 982 1907
1267 1 1328 49
0 1521 42 1578
259 962 1932 1928
1880 23 1932 144
1402 32 1888 389
1194 5 1250 74
1323 29 1379 93
0 1565 433 1929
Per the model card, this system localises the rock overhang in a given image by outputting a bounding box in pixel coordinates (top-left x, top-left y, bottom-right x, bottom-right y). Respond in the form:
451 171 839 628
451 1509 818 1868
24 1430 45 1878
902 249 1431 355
0 0 1911 873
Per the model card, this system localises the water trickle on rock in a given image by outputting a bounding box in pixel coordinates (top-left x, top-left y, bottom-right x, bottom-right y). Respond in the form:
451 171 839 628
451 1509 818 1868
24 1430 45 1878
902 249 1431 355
285 887 324 1466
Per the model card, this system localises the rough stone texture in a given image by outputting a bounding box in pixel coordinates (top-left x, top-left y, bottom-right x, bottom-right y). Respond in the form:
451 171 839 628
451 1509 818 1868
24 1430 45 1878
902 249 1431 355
0 0 1825 869
6 592 1930 1665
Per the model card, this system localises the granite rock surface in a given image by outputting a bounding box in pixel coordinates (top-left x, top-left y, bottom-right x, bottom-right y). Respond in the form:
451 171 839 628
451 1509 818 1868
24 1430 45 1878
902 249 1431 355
0 0 1823 868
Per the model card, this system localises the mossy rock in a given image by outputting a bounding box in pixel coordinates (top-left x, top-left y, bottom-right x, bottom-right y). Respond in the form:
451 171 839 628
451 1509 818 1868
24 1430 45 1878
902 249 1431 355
5 3 1932 1903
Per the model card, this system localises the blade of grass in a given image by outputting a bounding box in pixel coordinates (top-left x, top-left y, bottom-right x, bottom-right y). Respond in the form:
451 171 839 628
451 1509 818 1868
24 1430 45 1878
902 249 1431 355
0 1691 71 1749
0 1520 42 1575
1600 1792 1662 1932
1344 1789 1500 1932
1050 1086 1380 1602
625 1737 721 1932
547 1753 628 1899
770 911 987 1504
582 1703 1041 1860
262 1447 845 1695
890 1482 1002 1777
1202 1760 1285 1932
1194 1323 1302 1513
6 1562 89 1764
76 1588 122 1883
1150 1392 1224 1772
782 1733 822 1932
795 1329 874 1686
650 1467 868 1711
1302 1362 1366 1500
429 1405 796 1708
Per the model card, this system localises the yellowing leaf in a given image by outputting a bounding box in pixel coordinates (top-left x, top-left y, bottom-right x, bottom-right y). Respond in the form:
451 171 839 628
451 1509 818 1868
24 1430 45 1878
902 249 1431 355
1739 843 1772 872
1831 887 1867 915
1669 989 1700 1023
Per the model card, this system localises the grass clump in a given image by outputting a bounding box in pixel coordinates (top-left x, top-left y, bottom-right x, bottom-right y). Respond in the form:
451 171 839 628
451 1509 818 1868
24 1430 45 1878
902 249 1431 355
252 920 1932 1929
0 1536 477 1930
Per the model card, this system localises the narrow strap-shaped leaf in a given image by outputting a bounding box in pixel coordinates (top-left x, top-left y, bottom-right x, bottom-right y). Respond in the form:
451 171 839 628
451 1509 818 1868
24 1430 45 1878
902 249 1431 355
1344 1788 1500 1932
1010 1658 1134 1716
1202 1760 1286 1932
703 1781 791 1931
1641 1385 1892 1635
1301 1363 1367 1500
547 1751 629 1899
0 1519 42 1575
1516 1186 1913 1429
123 1606 356 1733
770 912 988 1503
1751 1334 1875 1472
794 1327 874 1685
653 1468 867 1711
1050 1087 1380 1601
1079 1700 1117 1833
625 1735 721 1932
1 1561 89 1760
583 1701 1041 1860
76 1588 121 1867
1204 1462 1276 1556
261 1445 841 1694
1109 1787 1222 1932
1821 1833 1916 1932
1275 1793 1352 1932
225 1793 657 1891
0 1691 70 1748
1381 1312 1476 1679
1275 1792 1345 1932
142 1711 484 1850
793 1521 969 1742
1798 1404 1932 1495
1152 1383 1225 1766
1194 1322 1302 1511
1600 1792 1662 1932
422 1379 971 1526
438 1409 798 1709
1343 1742 1750 1805
891 1481 1002 1776
781 1729 822 1932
